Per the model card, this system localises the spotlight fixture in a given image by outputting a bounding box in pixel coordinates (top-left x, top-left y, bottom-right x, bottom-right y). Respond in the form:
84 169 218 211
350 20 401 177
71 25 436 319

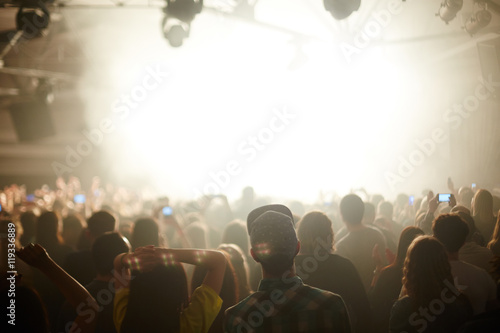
323 0 361 20
437 0 463 24
15 1 51 38
162 0 203 47
464 7 492 36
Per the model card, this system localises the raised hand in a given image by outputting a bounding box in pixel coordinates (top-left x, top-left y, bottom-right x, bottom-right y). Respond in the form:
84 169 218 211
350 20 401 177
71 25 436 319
16 243 51 270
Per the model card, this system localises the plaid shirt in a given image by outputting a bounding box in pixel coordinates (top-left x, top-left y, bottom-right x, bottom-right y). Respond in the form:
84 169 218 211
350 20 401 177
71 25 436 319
224 276 351 333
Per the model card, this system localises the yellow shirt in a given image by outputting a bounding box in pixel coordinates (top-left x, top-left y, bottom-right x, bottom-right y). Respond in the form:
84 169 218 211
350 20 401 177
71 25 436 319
114 284 222 333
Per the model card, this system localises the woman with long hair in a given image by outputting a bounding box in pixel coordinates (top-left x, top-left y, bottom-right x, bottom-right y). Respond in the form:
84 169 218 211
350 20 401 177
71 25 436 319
113 247 226 333
487 210 500 256
472 189 496 243
191 246 240 333
390 236 472 333
370 226 424 333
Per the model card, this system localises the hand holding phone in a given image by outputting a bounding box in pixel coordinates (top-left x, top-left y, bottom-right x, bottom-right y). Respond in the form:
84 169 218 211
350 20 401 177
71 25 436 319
438 194 451 202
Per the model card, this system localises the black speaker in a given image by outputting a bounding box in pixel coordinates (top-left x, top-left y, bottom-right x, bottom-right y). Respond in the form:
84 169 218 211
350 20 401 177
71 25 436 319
9 100 56 141
477 36 500 87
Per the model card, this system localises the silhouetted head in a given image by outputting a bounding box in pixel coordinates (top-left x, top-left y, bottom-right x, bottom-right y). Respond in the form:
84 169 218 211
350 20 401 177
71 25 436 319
87 211 116 239
340 194 364 225
131 218 160 250
403 236 454 307
92 232 130 277
297 211 334 255
378 201 394 220
472 189 494 220
458 187 474 209
62 214 84 249
432 214 469 253
1 285 49 333
35 211 61 248
222 220 250 257
121 264 188 333
394 226 425 268
247 205 299 276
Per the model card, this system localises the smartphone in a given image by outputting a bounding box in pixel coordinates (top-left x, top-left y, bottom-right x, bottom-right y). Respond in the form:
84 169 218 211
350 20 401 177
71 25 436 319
26 194 35 202
162 206 173 216
74 194 86 204
438 193 451 202
471 183 476 190
409 196 414 206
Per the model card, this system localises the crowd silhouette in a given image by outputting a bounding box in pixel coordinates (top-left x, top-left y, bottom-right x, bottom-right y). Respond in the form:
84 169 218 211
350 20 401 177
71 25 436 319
1 177 499 332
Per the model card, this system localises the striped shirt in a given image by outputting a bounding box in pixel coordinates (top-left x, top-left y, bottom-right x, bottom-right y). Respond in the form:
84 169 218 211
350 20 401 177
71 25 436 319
224 276 351 333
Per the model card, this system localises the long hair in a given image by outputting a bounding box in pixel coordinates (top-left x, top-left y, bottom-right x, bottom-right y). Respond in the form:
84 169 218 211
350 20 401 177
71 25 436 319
190 249 238 333
472 189 494 222
402 236 454 309
218 243 251 299
392 226 424 268
120 265 188 333
297 211 334 255
488 210 500 248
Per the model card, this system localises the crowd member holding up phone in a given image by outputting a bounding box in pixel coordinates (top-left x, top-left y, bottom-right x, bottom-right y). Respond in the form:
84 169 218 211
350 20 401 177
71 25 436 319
417 191 456 234
113 246 226 333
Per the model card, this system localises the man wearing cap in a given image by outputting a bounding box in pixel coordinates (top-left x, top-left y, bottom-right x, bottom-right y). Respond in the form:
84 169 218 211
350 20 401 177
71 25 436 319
224 204 351 333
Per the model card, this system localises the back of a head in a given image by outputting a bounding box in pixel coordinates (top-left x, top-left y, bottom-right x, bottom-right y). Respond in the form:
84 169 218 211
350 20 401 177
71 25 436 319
184 222 208 249
459 187 474 209
222 220 250 256
297 211 334 255
473 189 494 220
456 212 477 242
91 232 130 276
1 285 49 333
363 202 376 224
122 265 188 333
35 211 60 247
248 205 298 276
218 243 251 299
378 201 394 220
371 194 385 208
340 194 364 225
394 226 425 267
432 214 469 253
131 218 159 250
403 236 453 306
87 211 116 238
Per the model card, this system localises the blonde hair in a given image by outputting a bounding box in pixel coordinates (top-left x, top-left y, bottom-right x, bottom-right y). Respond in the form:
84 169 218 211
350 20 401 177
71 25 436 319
472 189 494 221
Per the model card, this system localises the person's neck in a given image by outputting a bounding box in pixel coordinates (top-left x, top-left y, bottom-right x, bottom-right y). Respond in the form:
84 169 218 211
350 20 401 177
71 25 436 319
345 223 365 232
447 252 460 261
261 265 296 280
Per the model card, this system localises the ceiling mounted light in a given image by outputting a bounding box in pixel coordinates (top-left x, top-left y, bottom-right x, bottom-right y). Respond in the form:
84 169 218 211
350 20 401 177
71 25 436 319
324 0 361 20
437 0 463 24
464 7 492 36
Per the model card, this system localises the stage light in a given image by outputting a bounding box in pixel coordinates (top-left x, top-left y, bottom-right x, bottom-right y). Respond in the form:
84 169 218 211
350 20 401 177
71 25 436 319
437 0 463 24
15 2 50 38
464 8 492 36
323 0 361 20
162 0 203 47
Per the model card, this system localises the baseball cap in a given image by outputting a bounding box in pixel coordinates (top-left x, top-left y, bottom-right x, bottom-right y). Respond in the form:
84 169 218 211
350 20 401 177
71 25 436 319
247 205 298 263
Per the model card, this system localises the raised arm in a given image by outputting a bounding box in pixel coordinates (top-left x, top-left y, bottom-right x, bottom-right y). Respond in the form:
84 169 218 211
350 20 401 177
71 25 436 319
156 248 227 294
